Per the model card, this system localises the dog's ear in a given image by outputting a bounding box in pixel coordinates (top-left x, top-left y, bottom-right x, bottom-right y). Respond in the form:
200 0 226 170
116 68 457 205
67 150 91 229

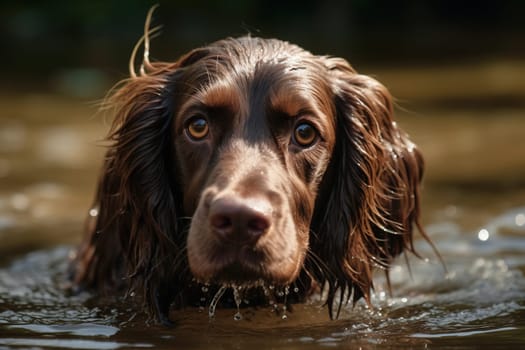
309 57 425 318
72 62 182 324
71 47 211 323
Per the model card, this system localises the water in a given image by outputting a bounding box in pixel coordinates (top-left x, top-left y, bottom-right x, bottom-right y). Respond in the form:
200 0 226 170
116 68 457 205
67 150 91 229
1 61 525 349
208 286 226 319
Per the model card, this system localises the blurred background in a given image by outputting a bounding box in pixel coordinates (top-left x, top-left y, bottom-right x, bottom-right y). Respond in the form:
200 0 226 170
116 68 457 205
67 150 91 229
0 0 524 258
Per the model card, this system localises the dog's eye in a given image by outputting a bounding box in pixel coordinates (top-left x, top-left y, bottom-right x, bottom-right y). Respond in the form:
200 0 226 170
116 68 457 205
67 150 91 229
186 117 209 140
293 122 317 147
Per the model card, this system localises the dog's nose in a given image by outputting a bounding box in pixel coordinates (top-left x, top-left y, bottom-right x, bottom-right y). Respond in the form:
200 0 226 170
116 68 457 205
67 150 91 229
209 196 271 244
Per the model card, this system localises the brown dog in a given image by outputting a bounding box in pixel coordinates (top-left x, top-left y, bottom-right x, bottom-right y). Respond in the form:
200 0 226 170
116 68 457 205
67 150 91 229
71 32 427 324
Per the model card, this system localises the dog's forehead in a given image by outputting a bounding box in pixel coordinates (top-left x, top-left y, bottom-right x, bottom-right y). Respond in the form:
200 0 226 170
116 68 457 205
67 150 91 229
189 57 333 118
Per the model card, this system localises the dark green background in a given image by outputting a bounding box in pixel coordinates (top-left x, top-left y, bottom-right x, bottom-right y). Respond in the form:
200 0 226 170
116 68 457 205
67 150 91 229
2 0 524 91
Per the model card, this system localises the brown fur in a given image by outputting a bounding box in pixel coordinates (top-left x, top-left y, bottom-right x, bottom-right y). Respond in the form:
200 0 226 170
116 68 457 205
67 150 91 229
71 36 428 324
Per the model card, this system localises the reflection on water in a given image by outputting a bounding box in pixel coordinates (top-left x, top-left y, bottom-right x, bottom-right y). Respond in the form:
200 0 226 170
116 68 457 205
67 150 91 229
1 61 525 349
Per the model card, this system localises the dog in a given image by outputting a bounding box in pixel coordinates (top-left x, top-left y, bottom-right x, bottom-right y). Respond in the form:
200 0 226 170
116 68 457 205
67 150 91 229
71 28 428 324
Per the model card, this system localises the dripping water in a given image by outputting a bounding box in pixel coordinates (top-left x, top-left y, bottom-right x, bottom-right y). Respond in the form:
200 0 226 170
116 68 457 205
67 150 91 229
198 284 210 312
232 285 243 321
263 284 278 310
208 286 226 318
206 282 293 320
282 285 290 320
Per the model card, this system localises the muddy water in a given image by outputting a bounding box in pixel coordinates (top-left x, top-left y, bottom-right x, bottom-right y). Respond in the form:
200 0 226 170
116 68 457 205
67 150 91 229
1 62 525 349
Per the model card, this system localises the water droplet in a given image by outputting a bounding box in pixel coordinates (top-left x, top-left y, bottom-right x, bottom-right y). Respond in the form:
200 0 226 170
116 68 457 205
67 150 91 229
201 286 209 293
234 312 242 321
89 208 98 217
478 228 490 242
282 304 288 320
281 286 290 319
293 287 299 293
208 286 226 318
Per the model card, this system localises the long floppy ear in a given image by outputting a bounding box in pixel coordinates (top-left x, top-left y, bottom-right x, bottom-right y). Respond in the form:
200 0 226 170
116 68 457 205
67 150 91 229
70 34 216 322
309 57 426 318
71 59 191 324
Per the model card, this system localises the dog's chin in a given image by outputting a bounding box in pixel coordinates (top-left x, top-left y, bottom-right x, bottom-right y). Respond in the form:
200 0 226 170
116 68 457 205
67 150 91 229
188 246 303 288
205 265 297 288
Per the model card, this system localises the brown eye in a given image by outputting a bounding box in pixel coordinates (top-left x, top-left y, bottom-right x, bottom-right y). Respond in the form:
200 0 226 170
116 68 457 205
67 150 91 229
293 122 317 147
186 117 209 140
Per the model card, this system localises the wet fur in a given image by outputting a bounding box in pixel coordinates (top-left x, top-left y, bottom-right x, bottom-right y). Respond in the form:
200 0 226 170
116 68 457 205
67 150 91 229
71 36 427 323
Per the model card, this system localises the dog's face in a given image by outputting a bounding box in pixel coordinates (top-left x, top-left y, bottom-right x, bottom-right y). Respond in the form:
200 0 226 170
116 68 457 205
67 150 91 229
172 39 337 286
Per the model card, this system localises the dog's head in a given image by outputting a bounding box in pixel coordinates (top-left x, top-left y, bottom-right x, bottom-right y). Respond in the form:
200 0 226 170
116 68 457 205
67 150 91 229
176 38 336 286
75 36 425 321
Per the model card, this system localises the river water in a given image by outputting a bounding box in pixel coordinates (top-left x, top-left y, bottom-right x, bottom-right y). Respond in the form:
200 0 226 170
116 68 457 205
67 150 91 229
1 61 524 349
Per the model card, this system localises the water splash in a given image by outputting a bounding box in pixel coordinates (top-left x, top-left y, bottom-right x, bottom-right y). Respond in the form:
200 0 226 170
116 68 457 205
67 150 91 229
208 286 226 319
